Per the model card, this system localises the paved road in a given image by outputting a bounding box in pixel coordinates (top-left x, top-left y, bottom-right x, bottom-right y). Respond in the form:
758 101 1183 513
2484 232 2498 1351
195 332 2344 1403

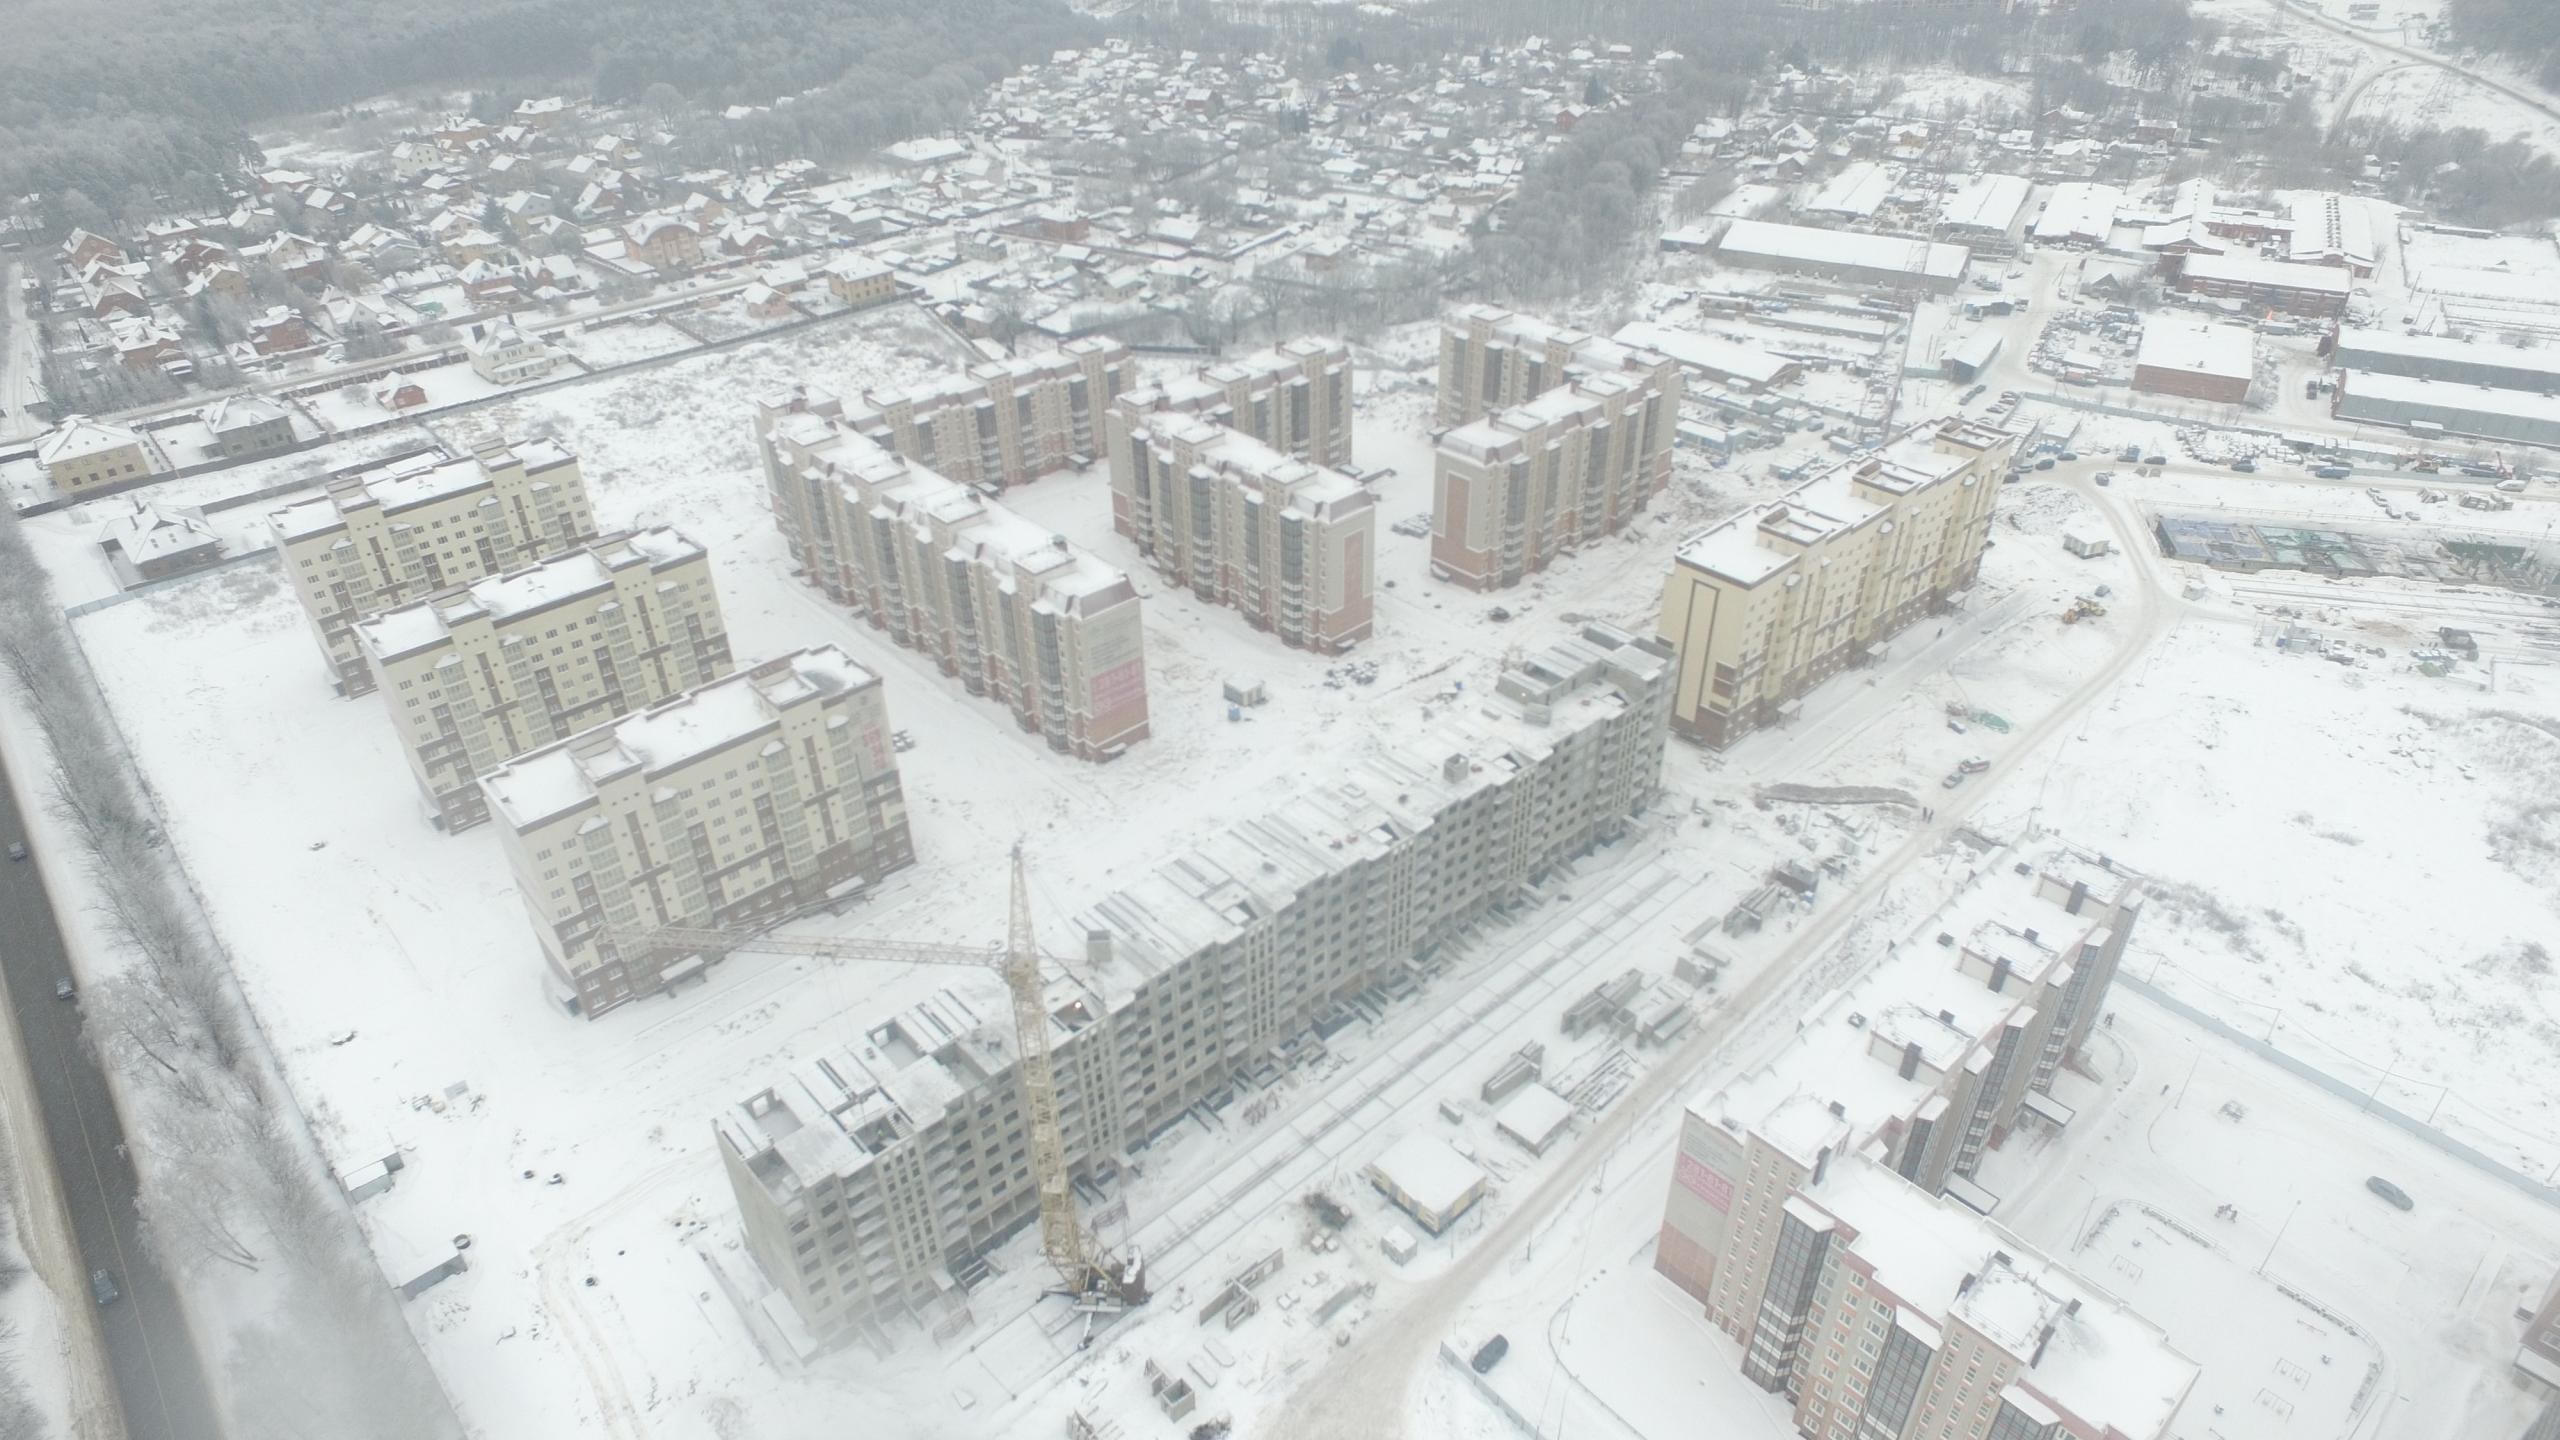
0 750 222 1440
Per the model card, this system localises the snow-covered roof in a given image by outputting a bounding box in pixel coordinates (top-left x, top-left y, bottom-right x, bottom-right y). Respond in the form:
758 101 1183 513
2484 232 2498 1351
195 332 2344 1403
354 528 703 662
2178 252 2352 296
1803 1156 2197 1436
1368 1134 1487 1216
1691 843 2130 1165
1938 173 2031 234
37 415 145 466
2136 318 2255 383
1612 320 1793 388
1718 218 1969 282
1494 1085 1575 1151
94 497 218 564
482 646 877 831
2030 181 2123 243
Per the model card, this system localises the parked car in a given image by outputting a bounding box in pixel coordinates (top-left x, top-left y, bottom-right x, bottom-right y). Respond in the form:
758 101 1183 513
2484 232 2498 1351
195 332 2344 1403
6 840 24 861
90 1268 118 1306
2365 1176 2414 1211
2231 459 2257 473
2496 478 2527 493
2093 471 2114 487
1471 1335 1510 1374
1941 771 1966 789
2035 457 2056 471
2312 466 2350 479
1946 719 1967 734
1959 758 1991 774
53 977 73 1002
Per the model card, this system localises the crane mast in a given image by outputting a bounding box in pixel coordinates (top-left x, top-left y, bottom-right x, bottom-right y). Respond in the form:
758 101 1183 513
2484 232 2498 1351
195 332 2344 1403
604 845 1142 1312
1006 842 1092 1295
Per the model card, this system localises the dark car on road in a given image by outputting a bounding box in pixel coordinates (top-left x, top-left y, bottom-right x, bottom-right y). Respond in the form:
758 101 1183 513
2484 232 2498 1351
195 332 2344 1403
1471 1335 1510 1373
90 1268 119 1305
2365 1176 2413 1211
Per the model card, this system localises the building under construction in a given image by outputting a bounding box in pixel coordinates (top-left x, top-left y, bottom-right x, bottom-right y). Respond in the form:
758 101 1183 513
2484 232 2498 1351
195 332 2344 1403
716 623 1673 1341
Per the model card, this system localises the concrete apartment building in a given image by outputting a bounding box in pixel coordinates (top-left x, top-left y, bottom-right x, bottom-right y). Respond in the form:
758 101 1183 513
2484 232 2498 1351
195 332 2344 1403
481 646 914 1019
271 440 600 695
1105 338 1357 476
355 528 733 832
1657 420 2016 748
835 338 1132 492
756 395 1151 759
717 624 1675 1340
1436 305 1682 467
1655 849 2182 1438
1431 373 1669 591
1689 1150 2194 1440
1105 410 1376 651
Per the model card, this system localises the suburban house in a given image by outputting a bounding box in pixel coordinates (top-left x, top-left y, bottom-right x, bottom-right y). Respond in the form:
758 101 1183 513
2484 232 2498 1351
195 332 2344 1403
464 320 556 386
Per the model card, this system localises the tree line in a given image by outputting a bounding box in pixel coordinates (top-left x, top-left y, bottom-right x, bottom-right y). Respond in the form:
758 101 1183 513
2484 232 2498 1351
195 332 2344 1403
0 0 1092 215
2446 0 2560 92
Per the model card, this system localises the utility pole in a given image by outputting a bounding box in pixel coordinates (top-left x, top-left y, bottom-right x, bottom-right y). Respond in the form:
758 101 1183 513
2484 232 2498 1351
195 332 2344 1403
2257 1199 2301 1277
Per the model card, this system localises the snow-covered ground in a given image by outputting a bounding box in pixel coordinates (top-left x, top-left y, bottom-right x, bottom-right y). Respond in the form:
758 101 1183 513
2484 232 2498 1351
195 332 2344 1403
26 258 2560 1440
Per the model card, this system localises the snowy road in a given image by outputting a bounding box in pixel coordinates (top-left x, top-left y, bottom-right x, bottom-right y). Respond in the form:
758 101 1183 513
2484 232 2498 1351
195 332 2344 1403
1277 483 2179 1439
0 263 43 442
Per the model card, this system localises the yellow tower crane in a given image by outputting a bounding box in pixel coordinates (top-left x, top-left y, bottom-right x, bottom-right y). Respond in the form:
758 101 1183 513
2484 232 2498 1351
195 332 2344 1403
607 844 1144 1312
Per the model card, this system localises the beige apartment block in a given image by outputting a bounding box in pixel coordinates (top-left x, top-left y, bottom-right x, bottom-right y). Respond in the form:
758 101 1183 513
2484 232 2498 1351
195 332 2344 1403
481 647 914 1019
1104 339 1356 485
270 440 600 695
1435 304 1682 473
756 396 1151 759
1657 419 2015 748
1430 373 1666 591
1653 850 2175 1437
835 337 1132 492
1106 410 1375 651
717 625 1675 1339
355 528 733 833
1717 1151 2192 1440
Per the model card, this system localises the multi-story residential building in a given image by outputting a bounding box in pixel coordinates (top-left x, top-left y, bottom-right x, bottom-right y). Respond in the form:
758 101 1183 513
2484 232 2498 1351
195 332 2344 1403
480 646 914 1019
1105 410 1375 651
1656 419 2015 748
1434 304 1682 473
37 415 159 496
1431 374 1668 591
270 440 601 695
755 396 1151 759
1105 339 1356 480
718 624 1675 1339
1659 847 2141 1292
355 529 734 832
1695 1149 2195 1440
834 338 1132 492
1655 848 2178 1437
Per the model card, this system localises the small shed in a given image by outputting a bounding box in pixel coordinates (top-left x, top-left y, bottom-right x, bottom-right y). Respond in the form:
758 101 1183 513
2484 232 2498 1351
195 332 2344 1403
1494 1085 1575 1156
1379 1228 1419 1266
2062 522 2112 559
1366 1135 1488 1235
